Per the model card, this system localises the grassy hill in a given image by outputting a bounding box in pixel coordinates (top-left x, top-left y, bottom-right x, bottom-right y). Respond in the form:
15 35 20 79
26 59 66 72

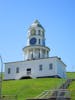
68 81 75 99
2 78 64 100
67 72 75 78
2 72 75 100
68 81 75 90
67 72 75 99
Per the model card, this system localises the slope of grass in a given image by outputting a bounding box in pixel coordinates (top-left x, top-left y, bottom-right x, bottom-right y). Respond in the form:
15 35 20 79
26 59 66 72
2 72 75 100
68 81 75 99
2 78 64 100
67 72 75 79
68 81 75 90
67 72 75 99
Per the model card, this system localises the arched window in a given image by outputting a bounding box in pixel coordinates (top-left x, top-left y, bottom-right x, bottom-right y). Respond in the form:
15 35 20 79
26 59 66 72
38 52 40 58
39 64 43 71
39 39 40 44
31 53 33 59
8 68 11 74
16 67 19 73
31 29 36 35
38 30 41 35
42 31 44 37
49 63 53 70
47 51 49 57
42 39 45 46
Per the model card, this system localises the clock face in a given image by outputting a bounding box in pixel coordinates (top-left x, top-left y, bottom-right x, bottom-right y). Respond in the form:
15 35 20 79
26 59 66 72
30 38 37 45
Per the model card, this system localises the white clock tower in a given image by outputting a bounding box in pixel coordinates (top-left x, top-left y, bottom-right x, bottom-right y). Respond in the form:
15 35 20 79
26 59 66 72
23 20 50 60
5 20 66 80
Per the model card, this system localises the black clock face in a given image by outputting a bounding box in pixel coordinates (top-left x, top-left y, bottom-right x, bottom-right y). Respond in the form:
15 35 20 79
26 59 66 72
30 38 37 45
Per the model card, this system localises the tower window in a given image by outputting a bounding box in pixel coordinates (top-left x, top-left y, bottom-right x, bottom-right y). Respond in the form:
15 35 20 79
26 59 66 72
47 51 49 57
42 31 44 37
49 63 53 70
38 52 40 58
39 64 43 71
8 68 11 74
31 29 36 35
38 30 41 35
43 39 45 46
31 53 33 59
16 67 19 73
39 39 40 44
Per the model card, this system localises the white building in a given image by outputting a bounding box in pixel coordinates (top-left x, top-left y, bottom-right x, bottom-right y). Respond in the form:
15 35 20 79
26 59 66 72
4 20 66 80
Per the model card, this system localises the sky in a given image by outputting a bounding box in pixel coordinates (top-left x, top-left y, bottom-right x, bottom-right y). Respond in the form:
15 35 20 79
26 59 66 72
0 0 75 72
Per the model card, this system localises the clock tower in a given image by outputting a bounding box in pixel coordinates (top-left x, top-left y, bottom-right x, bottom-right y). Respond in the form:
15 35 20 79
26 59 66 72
23 20 50 60
5 20 66 80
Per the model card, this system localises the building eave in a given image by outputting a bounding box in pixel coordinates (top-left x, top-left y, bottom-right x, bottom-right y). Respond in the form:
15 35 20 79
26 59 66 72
52 56 66 67
4 56 66 67
23 45 50 51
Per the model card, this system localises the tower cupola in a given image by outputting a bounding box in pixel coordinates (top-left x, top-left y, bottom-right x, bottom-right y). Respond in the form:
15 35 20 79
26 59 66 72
27 20 45 46
28 20 45 38
23 20 50 60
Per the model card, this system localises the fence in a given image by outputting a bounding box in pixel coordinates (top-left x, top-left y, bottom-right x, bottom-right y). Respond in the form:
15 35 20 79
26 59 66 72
1 95 18 100
27 89 71 100
70 90 75 100
1 90 75 100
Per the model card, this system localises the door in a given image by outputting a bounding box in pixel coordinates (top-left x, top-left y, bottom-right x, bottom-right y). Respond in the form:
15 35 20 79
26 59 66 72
27 68 31 75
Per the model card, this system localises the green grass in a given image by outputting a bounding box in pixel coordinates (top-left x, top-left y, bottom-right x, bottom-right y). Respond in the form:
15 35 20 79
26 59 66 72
68 81 75 90
2 78 63 100
67 72 75 99
67 72 75 79
2 72 75 100
68 81 75 99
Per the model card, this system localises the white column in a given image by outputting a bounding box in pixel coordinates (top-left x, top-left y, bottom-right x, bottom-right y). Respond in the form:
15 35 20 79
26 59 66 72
27 49 30 59
33 49 35 59
40 49 43 58
45 50 48 58
36 29 38 35
44 50 47 58
47 50 49 57
29 49 32 59
27 39 29 46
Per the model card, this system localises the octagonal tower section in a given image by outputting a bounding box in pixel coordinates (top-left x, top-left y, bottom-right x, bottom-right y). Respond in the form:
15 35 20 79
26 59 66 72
23 20 50 60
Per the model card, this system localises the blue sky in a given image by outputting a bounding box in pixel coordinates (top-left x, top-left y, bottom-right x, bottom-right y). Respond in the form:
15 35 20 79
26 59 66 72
0 0 75 72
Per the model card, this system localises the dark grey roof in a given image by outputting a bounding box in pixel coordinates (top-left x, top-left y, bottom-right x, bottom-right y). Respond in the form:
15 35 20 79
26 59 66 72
29 20 45 31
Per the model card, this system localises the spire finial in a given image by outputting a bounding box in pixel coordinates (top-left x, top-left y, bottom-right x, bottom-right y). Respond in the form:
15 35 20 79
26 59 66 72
34 19 40 24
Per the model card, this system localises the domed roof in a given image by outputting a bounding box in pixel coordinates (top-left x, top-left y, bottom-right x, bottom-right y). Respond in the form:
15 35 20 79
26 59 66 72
29 20 45 31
